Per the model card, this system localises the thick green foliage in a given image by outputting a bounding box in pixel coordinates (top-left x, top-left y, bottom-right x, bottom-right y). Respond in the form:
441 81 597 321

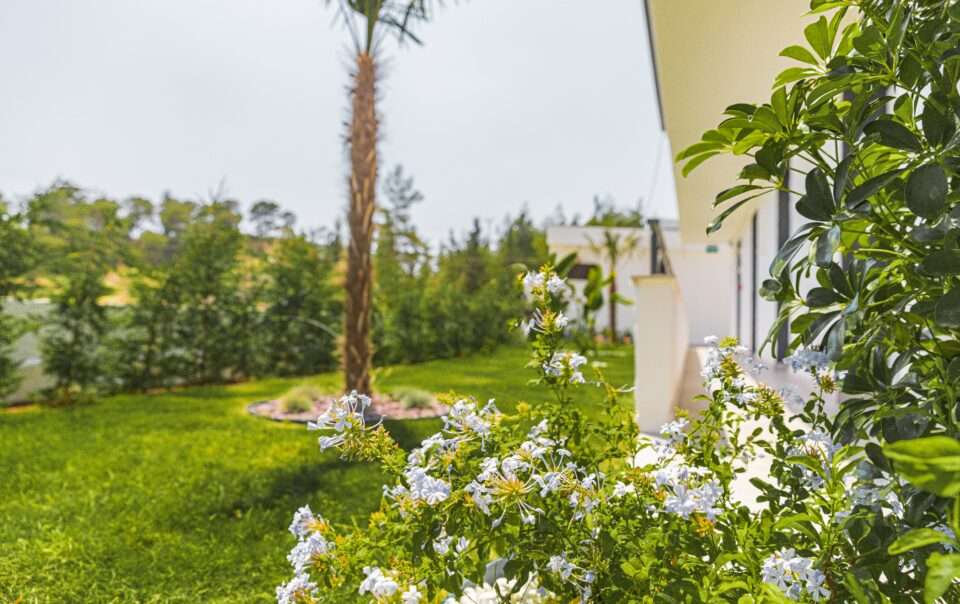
373 167 547 365
41 263 112 401
679 0 960 597
2 178 548 403
0 201 35 397
262 235 341 377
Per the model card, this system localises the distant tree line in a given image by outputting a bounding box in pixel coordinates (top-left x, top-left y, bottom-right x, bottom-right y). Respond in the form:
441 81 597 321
0 170 549 403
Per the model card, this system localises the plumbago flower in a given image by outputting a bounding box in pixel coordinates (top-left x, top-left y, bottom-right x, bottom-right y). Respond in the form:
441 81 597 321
542 351 587 385
307 391 398 464
275 268 951 603
761 549 830 601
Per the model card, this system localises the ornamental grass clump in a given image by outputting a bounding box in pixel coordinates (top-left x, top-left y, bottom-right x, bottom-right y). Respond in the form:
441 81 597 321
276 266 959 602
281 385 324 414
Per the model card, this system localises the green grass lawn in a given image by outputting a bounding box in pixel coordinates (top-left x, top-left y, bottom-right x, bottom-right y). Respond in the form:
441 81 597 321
0 345 633 603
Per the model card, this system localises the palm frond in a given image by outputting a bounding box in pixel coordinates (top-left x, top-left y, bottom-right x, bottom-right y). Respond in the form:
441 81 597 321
324 0 440 53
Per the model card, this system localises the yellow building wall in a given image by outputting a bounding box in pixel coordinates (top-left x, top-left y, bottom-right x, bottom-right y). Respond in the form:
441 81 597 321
648 0 811 243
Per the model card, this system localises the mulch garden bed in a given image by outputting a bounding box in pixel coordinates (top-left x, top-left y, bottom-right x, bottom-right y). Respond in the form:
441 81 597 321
247 393 448 424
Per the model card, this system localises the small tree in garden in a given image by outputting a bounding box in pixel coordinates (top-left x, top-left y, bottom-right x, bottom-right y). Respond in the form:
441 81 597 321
583 195 642 340
586 229 638 340
374 165 432 364
326 0 441 395
678 0 960 597
41 258 112 401
29 185 129 401
0 200 37 399
262 234 341 376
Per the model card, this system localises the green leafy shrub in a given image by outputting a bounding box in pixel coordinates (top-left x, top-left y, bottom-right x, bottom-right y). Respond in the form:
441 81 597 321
280 385 323 414
276 266 960 603
0 201 36 400
261 234 341 377
374 167 546 366
677 0 960 598
41 264 112 403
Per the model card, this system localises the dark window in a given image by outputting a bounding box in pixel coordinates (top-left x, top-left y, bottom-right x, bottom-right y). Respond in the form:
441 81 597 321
568 263 599 280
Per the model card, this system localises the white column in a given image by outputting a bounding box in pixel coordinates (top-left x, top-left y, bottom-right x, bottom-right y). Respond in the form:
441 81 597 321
632 275 688 433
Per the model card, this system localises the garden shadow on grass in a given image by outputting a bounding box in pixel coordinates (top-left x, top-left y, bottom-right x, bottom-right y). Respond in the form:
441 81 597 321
175 457 388 529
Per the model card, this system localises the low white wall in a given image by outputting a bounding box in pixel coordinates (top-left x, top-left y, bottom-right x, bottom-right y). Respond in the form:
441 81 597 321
632 275 688 433
670 245 736 344
2 300 53 404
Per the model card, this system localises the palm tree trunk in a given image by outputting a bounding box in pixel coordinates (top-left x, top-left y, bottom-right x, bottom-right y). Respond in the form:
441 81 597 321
608 277 617 340
344 52 378 394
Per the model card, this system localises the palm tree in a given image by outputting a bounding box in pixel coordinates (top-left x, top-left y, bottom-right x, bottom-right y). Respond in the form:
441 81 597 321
326 1 437 394
587 229 639 340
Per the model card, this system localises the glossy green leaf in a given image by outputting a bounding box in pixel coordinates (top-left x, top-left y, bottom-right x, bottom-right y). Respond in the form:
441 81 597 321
935 288 960 328
885 436 960 497
807 287 839 308
775 67 816 88
780 44 820 65
906 164 948 220
715 184 764 206
804 17 832 59
864 119 923 152
924 553 960 604
846 170 904 209
815 225 840 267
707 194 768 234
921 250 960 275
922 102 954 147
681 151 720 177
888 528 953 554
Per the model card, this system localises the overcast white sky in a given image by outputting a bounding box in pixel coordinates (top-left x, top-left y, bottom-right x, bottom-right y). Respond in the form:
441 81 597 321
0 0 676 243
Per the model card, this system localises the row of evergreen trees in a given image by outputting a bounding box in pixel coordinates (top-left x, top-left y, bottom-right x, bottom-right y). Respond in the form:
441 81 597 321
0 170 548 403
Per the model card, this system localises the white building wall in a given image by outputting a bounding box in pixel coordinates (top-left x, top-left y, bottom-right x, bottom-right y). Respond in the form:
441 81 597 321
755 196 780 359
546 225 734 344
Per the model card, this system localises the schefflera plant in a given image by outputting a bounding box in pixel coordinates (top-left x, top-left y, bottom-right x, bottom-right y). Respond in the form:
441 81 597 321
275 266 941 603
678 0 960 598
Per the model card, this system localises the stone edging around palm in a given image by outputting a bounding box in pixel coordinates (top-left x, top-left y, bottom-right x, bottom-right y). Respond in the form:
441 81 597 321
246 393 448 424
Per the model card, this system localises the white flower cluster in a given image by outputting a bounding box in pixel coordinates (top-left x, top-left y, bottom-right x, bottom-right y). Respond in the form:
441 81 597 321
442 399 499 444
634 418 724 521
386 466 452 507
543 351 587 385
655 462 722 520
449 577 550 604
462 420 598 526
785 348 830 374
761 548 830 601
385 400 499 513
700 336 763 386
522 308 570 337
845 463 905 519
276 505 330 604
659 417 689 446
790 428 838 491
433 531 469 556
779 385 806 415
523 270 568 297
547 552 596 602
359 567 424 603
307 390 374 450
275 573 317 604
